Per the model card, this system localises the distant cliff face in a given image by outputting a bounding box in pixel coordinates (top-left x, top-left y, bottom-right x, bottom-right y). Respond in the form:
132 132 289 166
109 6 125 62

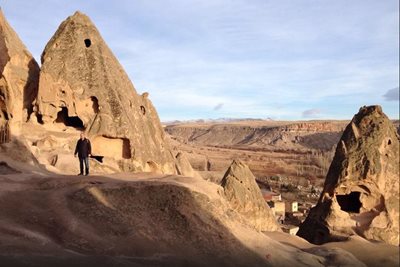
165 121 347 151
35 12 176 173
298 105 400 246
0 10 39 134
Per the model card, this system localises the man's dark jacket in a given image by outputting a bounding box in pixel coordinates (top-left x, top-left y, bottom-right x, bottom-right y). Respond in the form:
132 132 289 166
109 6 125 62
74 138 91 158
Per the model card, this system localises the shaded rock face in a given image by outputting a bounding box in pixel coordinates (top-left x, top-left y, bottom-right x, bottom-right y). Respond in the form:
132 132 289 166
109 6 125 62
36 12 175 173
0 10 39 133
298 106 400 246
0 175 322 267
221 160 281 231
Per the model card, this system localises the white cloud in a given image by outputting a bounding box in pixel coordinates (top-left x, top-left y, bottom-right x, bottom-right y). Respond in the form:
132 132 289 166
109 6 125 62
302 109 322 118
213 103 224 111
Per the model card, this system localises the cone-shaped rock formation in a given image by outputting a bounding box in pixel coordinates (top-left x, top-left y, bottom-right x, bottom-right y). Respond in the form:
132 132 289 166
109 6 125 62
297 105 399 246
0 9 39 134
221 160 281 231
175 152 203 179
36 11 176 173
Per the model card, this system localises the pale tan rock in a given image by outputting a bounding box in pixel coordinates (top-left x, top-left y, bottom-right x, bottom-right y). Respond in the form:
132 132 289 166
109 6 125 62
175 152 203 179
221 160 281 232
298 105 400 246
0 171 340 267
0 9 39 134
35 135 58 150
36 11 177 174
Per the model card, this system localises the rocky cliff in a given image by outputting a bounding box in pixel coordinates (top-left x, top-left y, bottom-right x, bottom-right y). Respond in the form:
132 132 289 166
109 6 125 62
165 121 347 151
35 12 176 174
297 105 400 246
0 9 39 134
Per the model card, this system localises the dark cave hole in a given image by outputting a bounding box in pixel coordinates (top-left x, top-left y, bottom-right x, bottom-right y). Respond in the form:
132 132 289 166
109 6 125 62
336 191 362 213
122 138 132 159
36 114 44 124
1 109 8 120
388 139 391 145
140 105 146 115
55 107 85 129
91 96 99 113
84 39 91 48
0 97 8 120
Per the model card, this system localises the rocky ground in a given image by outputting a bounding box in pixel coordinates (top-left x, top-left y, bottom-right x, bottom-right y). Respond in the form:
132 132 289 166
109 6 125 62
0 156 398 267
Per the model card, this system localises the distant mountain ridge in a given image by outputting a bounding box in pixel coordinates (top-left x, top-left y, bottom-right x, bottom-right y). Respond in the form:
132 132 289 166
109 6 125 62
162 117 270 125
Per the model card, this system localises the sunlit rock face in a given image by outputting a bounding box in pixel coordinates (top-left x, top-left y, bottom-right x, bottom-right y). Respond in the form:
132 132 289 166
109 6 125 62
221 160 281 232
298 105 399 246
36 11 176 174
0 10 39 134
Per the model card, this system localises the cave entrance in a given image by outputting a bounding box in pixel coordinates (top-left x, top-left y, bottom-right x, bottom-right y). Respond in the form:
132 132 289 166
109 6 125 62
0 100 8 121
84 39 91 48
0 89 9 123
140 105 146 115
55 107 85 129
91 96 99 113
92 136 131 159
336 191 362 213
122 139 132 159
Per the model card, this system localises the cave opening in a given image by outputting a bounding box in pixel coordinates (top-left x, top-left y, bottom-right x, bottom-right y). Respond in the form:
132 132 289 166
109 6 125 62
84 39 91 48
91 96 99 113
0 92 8 121
336 191 362 213
92 136 131 160
140 105 146 115
55 107 85 129
0 109 8 120
36 114 44 124
122 138 132 159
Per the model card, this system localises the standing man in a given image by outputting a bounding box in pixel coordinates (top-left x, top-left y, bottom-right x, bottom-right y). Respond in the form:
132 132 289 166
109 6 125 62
74 132 92 176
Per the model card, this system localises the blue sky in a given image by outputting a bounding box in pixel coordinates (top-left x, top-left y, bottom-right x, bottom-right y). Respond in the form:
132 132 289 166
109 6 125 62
1 0 399 121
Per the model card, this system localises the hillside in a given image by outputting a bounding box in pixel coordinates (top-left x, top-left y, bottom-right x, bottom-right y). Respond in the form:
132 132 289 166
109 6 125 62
165 120 348 182
166 120 399 180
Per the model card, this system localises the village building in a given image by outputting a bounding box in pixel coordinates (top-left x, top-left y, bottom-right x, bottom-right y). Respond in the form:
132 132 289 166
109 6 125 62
261 189 281 201
268 200 285 223
285 201 298 213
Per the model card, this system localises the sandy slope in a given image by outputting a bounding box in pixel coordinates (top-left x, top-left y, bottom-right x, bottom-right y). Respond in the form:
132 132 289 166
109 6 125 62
0 157 384 267
0 135 399 267
266 232 399 267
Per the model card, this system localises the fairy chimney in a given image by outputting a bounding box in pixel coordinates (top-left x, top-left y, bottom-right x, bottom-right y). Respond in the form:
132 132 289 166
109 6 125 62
175 152 203 179
36 11 176 173
0 9 39 134
297 105 400 246
221 160 281 232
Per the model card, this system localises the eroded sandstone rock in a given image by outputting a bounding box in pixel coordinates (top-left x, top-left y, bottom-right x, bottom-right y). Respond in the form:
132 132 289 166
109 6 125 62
175 152 203 179
221 160 281 231
297 105 400 246
0 9 39 134
36 11 176 173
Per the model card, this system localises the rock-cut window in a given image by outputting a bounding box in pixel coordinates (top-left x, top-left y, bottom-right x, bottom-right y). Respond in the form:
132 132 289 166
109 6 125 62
140 106 146 115
84 39 91 48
